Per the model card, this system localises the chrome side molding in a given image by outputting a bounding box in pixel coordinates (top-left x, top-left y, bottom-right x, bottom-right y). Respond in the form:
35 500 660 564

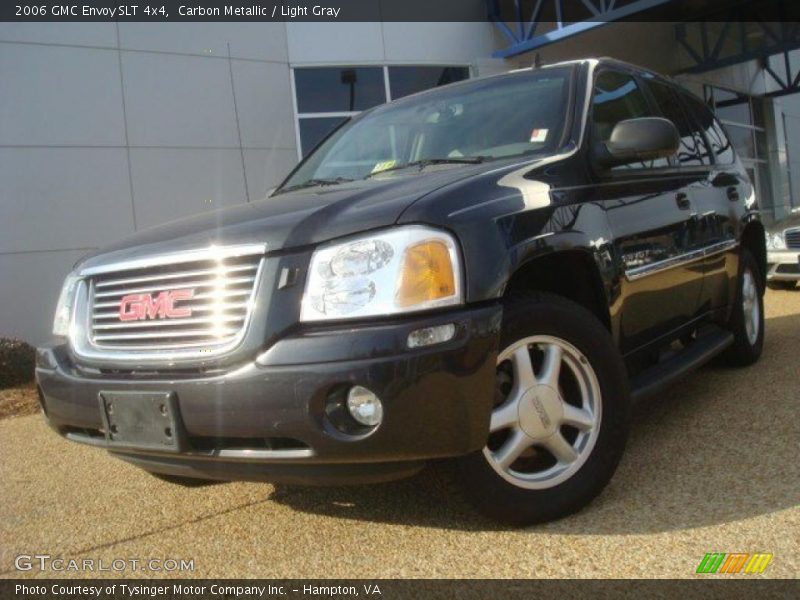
625 239 738 281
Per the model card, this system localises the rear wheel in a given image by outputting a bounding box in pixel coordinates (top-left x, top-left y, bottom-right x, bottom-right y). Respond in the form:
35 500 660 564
456 292 630 525
723 249 765 367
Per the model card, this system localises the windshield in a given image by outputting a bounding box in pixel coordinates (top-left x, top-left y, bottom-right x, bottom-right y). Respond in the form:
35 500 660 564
279 67 574 192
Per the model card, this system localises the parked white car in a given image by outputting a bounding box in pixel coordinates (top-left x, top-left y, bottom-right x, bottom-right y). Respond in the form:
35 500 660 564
766 211 800 290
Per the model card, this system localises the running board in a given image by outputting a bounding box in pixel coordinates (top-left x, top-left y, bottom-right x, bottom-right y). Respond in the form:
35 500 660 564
630 326 734 402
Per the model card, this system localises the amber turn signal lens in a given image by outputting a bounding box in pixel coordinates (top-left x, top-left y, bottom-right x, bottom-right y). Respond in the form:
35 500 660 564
395 241 456 308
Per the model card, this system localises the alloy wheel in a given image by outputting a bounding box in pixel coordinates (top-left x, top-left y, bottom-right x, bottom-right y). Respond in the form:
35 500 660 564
483 335 602 490
742 268 760 346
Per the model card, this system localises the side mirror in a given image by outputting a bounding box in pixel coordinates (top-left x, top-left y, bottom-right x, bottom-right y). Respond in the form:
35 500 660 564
594 117 679 169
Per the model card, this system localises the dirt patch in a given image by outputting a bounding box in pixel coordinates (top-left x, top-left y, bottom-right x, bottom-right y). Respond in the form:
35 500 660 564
0 383 40 420
0 337 36 388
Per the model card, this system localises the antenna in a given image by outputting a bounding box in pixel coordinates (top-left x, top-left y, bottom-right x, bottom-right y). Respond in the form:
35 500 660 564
533 53 543 69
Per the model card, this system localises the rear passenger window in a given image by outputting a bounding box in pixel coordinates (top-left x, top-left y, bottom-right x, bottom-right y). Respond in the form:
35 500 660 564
647 80 709 166
592 71 666 169
682 93 735 164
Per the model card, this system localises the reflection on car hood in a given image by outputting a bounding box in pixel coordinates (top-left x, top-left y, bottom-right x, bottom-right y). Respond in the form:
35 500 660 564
767 211 800 233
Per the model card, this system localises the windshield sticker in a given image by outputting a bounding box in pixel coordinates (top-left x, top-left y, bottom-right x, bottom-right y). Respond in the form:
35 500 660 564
371 160 397 174
530 128 548 143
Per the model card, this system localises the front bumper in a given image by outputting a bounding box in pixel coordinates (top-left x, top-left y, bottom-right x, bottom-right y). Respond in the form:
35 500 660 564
766 249 800 281
36 304 501 485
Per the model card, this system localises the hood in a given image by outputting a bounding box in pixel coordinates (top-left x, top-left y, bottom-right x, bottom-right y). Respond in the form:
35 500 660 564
768 210 800 233
76 163 499 272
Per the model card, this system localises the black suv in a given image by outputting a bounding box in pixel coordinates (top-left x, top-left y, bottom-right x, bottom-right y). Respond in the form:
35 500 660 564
37 58 766 525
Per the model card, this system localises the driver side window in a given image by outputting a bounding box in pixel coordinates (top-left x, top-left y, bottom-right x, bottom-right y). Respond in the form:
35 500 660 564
592 71 667 169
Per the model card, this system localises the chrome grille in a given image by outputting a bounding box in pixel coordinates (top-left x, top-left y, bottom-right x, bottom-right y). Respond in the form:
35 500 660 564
785 228 800 249
85 246 264 352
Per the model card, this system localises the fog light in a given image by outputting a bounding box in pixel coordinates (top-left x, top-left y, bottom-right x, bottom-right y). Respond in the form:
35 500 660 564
407 323 456 348
346 386 383 427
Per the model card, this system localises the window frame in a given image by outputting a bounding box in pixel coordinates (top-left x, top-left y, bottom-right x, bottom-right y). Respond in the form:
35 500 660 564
291 64 473 159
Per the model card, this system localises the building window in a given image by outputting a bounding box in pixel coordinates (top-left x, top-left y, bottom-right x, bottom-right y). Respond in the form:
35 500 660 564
707 86 766 163
294 67 386 113
296 117 349 158
705 84 772 216
388 66 471 100
292 65 471 157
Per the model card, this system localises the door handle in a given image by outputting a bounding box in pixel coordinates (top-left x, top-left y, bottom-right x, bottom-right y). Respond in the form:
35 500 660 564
675 192 691 210
727 186 740 202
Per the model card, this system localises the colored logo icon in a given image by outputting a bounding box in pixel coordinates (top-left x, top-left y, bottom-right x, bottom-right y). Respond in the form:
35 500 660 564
696 553 773 574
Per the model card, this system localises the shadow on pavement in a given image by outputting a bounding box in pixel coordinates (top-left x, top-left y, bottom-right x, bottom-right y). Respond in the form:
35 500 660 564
269 310 800 533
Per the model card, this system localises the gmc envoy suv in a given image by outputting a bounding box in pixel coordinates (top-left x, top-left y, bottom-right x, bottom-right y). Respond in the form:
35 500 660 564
37 59 766 524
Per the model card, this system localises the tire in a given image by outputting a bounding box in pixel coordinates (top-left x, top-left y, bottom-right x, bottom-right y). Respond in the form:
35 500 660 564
723 249 765 367
455 292 630 526
767 280 796 291
149 472 217 487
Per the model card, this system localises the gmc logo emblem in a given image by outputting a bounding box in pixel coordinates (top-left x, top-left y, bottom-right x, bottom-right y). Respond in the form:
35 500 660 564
118 290 195 321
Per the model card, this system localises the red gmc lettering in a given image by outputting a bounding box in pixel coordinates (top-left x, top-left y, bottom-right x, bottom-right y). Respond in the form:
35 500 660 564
118 290 194 321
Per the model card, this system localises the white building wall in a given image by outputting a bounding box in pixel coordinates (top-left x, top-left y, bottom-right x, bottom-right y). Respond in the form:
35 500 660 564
0 23 296 344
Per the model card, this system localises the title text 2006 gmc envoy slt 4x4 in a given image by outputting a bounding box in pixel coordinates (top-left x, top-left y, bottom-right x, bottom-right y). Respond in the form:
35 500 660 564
37 59 766 525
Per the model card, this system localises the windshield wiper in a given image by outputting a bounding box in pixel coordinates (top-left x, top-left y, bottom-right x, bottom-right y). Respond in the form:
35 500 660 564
364 156 488 179
279 177 354 193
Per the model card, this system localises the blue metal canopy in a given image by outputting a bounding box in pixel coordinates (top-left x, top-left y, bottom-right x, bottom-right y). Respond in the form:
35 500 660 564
488 0 675 58
677 17 800 98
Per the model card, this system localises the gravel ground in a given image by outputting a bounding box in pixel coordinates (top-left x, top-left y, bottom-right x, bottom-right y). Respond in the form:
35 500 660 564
0 290 797 579
0 382 38 420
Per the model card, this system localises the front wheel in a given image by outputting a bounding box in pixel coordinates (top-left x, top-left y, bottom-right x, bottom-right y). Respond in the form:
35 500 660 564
455 292 630 526
723 249 765 367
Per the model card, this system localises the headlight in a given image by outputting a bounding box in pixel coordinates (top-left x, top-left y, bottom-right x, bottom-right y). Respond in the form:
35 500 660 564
52 273 81 337
300 226 463 322
766 232 786 250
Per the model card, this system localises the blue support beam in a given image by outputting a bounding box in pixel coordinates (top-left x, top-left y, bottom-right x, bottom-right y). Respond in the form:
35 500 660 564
676 14 800 98
489 0 675 58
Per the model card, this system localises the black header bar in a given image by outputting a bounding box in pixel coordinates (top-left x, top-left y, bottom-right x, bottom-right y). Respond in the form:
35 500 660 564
3 0 799 23
3 579 799 600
